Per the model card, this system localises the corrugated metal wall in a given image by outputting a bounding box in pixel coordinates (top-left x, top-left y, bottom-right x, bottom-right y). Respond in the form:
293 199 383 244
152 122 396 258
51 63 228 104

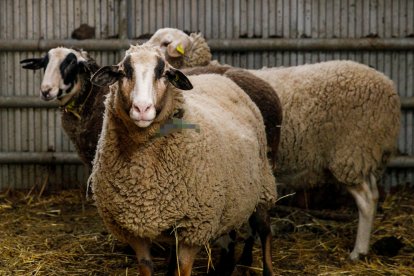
0 0 413 190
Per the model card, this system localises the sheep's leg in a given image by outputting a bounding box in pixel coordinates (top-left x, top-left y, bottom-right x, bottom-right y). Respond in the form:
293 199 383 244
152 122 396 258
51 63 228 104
167 243 199 276
238 206 274 276
208 231 237 276
251 205 275 276
347 174 379 260
238 232 255 270
167 245 177 276
129 237 153 275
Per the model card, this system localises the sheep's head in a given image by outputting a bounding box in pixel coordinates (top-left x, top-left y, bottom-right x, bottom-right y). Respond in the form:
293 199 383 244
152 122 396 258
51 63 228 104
146 28 212 68
92 45 193 128
20 47 90 103
146 28 192 60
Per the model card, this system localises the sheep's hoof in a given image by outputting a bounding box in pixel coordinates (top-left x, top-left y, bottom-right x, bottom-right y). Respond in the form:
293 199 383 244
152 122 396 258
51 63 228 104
349 250 366 261
349 251 360 261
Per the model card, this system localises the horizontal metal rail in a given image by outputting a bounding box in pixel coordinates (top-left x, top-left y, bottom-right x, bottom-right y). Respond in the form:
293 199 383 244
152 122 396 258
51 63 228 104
401 97 414 110
0 152 413 168
1 96 413 109
0 96 59 108
388 156 414 169
0 152 82 164
0 38 414 52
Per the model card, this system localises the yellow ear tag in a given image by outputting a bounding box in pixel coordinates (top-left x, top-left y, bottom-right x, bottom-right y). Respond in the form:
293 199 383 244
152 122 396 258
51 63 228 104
176 44 185 55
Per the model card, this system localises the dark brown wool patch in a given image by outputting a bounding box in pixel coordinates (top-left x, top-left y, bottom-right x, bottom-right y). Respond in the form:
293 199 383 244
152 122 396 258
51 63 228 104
123 55 134 80
154 57 165 80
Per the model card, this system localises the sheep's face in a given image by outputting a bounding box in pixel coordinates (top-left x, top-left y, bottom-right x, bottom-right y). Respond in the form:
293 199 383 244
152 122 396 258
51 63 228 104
92 46 193 128
20 47 89 103
146 28 192 62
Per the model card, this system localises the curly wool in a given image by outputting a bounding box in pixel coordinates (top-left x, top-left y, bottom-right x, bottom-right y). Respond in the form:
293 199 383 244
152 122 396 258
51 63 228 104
90 74 276 246
250 60 400 187
183 65 283 168
183 33 212 68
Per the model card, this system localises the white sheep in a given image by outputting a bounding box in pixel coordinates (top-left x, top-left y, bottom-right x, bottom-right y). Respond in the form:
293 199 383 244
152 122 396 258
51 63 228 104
89 45 277 275
145 27 212 68
250 61 400 260
20 47 108 169
146 28 401 261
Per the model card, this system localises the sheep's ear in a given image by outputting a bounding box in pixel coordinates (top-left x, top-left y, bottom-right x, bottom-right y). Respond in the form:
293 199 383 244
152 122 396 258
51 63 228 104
78 61 91 73
91 65 123 87
20 54 49 70
166 69 193 90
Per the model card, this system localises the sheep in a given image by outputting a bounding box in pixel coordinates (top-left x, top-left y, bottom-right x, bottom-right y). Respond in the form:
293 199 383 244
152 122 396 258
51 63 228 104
249 61 400 260
145 27 212 69
89 44 277 275
20 47 108 169
146 28 401 261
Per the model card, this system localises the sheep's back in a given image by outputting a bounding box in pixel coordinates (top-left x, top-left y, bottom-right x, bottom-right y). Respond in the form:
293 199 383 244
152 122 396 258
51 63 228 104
251 60 400 187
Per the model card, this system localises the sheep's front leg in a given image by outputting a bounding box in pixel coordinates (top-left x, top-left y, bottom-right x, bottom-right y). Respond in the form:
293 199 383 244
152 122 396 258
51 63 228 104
167 243 199 276
347 174 379 260
129 237 153 275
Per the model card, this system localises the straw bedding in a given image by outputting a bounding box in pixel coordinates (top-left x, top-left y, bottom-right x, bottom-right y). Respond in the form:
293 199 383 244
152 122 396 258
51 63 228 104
0 186 413 275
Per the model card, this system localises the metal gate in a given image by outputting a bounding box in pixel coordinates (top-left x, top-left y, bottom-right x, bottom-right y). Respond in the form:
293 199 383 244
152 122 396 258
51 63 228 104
0 0 413 190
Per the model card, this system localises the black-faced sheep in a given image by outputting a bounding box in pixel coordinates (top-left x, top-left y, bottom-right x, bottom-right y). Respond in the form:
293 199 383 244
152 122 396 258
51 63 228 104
147 28 401 261
89 45 277 275
20 47 108 169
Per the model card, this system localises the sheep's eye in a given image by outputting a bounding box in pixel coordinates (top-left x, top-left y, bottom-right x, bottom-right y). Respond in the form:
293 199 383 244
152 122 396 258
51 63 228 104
161 41 170 47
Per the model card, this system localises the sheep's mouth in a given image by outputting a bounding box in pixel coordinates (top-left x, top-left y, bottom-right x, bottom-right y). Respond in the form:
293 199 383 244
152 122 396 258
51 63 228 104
135 119 153 128
40 94 55 101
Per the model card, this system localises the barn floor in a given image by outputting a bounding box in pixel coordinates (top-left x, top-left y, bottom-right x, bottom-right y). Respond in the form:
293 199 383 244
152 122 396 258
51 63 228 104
0 186 413 275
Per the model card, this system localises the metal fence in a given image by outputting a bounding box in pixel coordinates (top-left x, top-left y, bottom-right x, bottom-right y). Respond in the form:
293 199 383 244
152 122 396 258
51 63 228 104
0 0 413 190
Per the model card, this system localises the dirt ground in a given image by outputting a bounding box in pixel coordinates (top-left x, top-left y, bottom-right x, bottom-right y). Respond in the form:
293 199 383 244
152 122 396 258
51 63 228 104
0 186 413 276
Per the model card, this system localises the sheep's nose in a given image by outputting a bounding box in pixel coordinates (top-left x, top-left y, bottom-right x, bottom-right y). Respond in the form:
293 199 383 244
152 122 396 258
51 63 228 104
133 102 153 114
41 88 52 98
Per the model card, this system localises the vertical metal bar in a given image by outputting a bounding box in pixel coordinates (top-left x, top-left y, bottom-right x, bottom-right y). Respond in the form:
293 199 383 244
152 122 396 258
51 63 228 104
177 0 184 29
119 0 128 42
197 0 204 33
149 0 156 33
157 0 164 30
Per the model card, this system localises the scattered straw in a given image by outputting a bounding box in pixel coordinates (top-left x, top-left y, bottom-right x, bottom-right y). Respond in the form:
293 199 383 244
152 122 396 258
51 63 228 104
204 243 214 273
173 224 181 276
0 187 413 275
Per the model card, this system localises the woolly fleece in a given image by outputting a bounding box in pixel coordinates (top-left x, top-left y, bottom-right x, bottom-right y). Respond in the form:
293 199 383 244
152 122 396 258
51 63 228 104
249 60 400 187
183 65 283 168
90 74 276 246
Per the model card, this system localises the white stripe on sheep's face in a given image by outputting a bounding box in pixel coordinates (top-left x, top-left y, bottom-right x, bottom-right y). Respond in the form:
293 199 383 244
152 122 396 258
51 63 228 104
20 47 89 103
91 46 193 128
